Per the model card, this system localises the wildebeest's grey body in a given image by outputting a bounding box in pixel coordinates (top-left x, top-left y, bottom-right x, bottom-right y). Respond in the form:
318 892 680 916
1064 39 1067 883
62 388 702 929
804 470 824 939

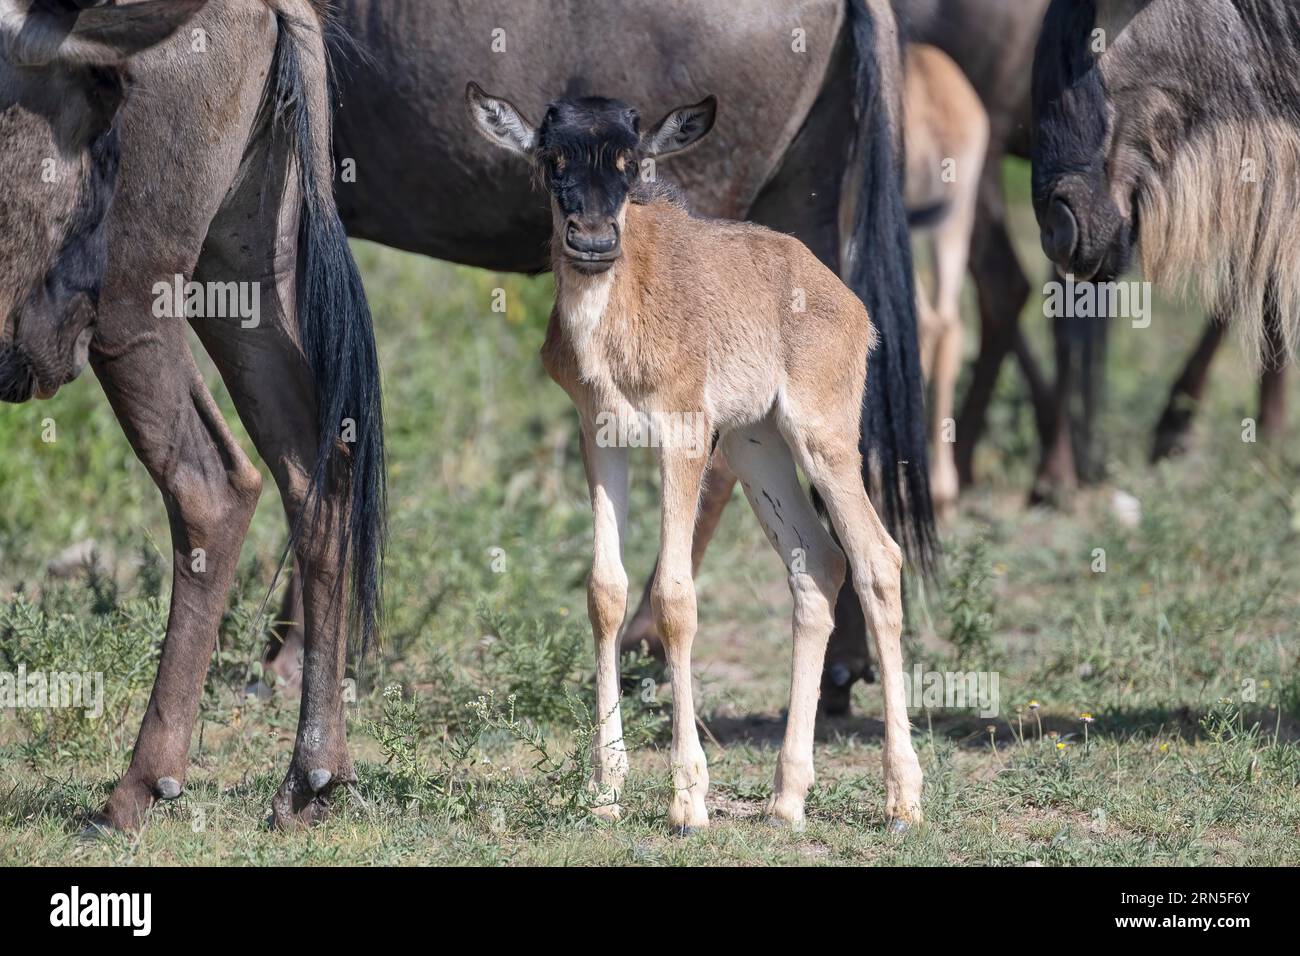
333 0 849 270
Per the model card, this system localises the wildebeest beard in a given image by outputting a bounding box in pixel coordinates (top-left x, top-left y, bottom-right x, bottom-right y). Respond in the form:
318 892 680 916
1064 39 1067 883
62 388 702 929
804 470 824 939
0 122 119 402
1034 0 1300 372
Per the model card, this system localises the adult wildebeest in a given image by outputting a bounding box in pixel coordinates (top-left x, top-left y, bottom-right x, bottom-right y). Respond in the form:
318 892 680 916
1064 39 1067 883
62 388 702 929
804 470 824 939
1032 0 1300 382
468 83 923 830
0 0 198 402
2 0 386 833
256 0 935 719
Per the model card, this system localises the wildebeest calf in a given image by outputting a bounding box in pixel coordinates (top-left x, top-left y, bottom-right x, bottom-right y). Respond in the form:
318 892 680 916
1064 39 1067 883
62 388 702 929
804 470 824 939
467 83 923 831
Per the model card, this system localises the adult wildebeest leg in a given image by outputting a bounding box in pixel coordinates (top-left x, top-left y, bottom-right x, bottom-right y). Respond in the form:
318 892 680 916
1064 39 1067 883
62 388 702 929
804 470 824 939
956 163 1051 486
1075 312 1109 484
93 339 264 830
1151 315 1227 461
192 9 384 828
1031 307 1080 505
192 203 356 827
264 561 305 690
90 3 284 832
722 421 846 829
191 242 354 827
654 444 712 833
243 555 304 697
1258 300 1287 442
574 424 630 818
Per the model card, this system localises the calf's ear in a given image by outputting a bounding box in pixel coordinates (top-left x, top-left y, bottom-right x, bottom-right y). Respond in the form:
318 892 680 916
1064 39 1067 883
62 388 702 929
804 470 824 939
465 81 537 157
644 96 717 158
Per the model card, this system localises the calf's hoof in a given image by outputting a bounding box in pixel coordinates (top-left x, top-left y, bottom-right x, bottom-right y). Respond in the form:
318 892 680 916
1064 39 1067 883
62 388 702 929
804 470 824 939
155 777 182 800
765 793 807 831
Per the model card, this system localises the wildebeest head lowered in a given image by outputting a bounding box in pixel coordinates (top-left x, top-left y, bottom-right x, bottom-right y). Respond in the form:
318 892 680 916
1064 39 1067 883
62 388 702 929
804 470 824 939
465 82 717 274
0 0 205 402
1032 0 1300 366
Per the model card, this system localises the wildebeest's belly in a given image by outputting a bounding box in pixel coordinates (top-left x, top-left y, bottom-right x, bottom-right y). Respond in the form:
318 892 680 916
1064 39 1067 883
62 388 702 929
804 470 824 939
332 0 845 272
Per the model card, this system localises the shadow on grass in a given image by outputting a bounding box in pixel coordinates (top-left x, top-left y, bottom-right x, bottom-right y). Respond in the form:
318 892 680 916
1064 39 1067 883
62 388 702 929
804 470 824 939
697 704 1300 750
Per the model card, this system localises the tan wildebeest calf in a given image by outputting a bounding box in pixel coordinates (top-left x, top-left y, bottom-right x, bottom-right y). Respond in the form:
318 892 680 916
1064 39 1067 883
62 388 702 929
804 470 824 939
904 43 988 520
467 83 923 832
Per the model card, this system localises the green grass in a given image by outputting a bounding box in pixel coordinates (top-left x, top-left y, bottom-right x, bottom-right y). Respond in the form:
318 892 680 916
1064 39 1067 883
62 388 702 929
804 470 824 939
2 159 1298 865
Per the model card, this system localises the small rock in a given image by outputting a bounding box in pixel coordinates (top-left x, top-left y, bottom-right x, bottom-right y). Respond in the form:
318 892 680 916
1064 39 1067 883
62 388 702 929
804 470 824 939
1110 490 1141 529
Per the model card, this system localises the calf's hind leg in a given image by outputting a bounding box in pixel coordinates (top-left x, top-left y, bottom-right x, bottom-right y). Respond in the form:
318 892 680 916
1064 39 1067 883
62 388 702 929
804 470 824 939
722 421 846 828
781 413 923 828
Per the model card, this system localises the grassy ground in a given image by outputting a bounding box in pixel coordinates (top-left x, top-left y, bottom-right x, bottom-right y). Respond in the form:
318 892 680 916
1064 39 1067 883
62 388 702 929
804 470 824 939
2 160 1299 865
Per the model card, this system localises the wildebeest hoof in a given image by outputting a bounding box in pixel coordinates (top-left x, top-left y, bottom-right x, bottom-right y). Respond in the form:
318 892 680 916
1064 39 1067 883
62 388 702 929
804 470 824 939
243 679 274 700
887 817 911 836
307 768 333 793
79 817 115 842
155 777 182 800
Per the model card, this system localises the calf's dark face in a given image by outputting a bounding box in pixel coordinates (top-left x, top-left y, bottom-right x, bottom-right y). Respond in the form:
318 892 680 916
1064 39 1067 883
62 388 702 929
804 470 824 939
537 99 640 273
0 0 206 402
467 83 717 274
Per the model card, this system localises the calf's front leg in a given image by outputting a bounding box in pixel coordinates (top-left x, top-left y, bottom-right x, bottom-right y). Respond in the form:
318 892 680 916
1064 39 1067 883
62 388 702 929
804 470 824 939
578 425 631 818
654 443 711 832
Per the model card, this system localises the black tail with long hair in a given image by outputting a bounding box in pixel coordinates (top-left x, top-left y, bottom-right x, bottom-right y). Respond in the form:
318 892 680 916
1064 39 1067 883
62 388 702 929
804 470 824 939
267 13 386 651
846 0 937 572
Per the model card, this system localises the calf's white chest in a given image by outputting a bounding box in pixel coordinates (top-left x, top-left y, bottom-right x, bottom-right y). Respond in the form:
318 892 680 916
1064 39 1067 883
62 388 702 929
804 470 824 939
559 271 617 387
